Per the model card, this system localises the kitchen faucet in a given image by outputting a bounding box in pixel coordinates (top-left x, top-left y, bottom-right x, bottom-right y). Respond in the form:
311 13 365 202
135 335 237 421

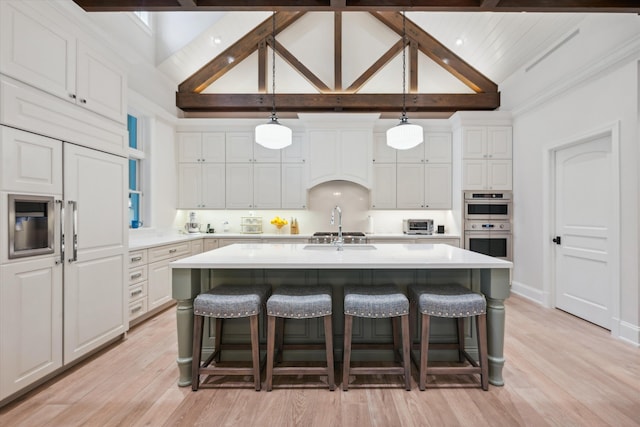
330 205 344 250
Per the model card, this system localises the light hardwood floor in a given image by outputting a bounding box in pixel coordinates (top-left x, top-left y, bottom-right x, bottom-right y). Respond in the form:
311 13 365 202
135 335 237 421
1 295 639 426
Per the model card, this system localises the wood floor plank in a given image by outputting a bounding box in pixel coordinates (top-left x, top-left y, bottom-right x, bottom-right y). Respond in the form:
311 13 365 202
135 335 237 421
1 296 639 427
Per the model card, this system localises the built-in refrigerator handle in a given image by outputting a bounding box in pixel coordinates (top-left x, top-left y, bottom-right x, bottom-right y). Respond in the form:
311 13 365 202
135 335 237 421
56 199 65 265
68 200 78 263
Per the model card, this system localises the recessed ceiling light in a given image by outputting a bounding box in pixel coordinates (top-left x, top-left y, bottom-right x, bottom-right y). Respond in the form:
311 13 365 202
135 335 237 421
455 38 464 46
213 36 221 44
227 56 235 64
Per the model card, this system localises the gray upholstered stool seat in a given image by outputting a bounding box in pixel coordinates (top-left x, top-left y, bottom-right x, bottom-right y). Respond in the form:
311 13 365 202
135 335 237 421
407 283 489 391
342 284 411 391
192 284 271 392
265 285 335 391
344 284 410 318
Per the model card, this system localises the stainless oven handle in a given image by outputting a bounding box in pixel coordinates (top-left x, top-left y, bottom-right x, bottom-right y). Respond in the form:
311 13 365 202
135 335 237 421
68 200 78 263
56 200 65 265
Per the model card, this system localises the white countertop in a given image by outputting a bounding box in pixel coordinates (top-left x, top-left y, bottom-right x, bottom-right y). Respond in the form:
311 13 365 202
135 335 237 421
170 243 511 270
129 232 460 251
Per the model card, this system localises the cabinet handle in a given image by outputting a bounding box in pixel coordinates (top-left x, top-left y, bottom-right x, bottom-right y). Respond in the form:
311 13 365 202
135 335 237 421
130 272 142 280
169 249 177 253
131 288 143 296
131 256 142 262
69 93 77 99
130 304 143 313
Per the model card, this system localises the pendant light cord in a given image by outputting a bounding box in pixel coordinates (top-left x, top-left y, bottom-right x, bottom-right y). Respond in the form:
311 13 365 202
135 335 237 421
401 11 407 118
271 12 277 116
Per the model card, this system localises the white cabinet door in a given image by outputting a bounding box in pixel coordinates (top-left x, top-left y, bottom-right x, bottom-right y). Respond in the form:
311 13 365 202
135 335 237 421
487 160 513 190
253 164 281 209
202 133 226 163
0 2 76 104
424 132 452 163
0 126 63 194
225 163 253 208
372 132 396 163
282 163 307 209
202 163 225 208
308 130 339 186
226 132 279 163
396 141 424 164
147 258 175 311
424 163 451 209
190 239 204 255
76 42 127 123
487 127 512 159
0 258 63 400
371 163 396 209
178 163 201 208
177 133 202 163
63 144 127 364
204 239 219 251
396 163 425 209
462 127 487 159
282 133 306 163
462 159 488 190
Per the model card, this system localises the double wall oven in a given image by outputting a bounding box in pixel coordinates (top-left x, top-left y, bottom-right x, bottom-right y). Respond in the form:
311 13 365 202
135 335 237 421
463 191 512 261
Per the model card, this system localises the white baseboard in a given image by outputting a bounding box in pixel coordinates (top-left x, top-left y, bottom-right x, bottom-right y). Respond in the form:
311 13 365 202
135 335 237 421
510 281 546 305
616 320 640 347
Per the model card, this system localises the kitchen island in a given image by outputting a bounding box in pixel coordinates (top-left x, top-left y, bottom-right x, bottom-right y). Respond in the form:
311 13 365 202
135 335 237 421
171 243 512 387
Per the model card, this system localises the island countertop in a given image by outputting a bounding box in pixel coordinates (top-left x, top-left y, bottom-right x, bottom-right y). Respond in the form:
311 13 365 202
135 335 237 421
169 243 513 270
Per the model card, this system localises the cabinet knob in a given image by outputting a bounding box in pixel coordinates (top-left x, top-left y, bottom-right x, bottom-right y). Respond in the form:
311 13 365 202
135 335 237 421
69 93 77 99
80 99 87 104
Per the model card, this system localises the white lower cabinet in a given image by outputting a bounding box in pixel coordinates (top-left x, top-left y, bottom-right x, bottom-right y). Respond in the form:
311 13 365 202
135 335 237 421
0 258 63 400
204 239 219 251
127 240 196 327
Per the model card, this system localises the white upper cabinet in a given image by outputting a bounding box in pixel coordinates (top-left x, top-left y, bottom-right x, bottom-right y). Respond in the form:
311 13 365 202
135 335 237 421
371 163 396 209
225 163 281 209
372 132 396 163
461 125 512 190
397 131 452 163
226 132 281 163
281 163 307 209
178 132 225 163
307 128 371 188
0 126 62 195
178 163 225 209
0 2 126 124
282 133 307 163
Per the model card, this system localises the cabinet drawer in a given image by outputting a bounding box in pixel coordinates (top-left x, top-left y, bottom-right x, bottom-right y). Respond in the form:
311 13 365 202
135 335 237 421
128 265 147 285
128 250 147 267
128 281 148 302
147 242 191 263
128 297 148 321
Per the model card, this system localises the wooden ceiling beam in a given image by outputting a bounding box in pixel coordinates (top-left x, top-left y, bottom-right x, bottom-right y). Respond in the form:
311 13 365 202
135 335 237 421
72 0 640 13
345 38 406 94
178 11 305 93
370 11 497 93
176 92 500 112
266 37 332 93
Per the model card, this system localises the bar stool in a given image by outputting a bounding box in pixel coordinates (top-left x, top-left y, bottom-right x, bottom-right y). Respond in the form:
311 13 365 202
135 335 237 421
342 284 411 391
192 284 271 391
408 283 489 391
265 285 335 391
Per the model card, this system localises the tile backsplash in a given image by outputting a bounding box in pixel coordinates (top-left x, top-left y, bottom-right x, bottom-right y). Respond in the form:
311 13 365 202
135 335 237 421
172 180 458 235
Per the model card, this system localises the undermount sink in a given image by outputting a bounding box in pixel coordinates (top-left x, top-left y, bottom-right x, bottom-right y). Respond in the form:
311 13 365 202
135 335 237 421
303 244 377 251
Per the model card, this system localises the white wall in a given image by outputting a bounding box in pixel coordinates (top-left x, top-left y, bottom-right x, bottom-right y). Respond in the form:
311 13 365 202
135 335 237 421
501 14 640 345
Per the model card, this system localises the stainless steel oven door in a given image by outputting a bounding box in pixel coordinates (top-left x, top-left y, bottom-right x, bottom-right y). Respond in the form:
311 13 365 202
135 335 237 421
464 200 512 221
464 231 512 261
8 194 55 259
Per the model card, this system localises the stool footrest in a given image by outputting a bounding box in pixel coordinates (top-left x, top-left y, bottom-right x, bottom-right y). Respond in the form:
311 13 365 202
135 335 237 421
198 366 257 376
273 366 331 375
348 366 405 375
427 366 482 375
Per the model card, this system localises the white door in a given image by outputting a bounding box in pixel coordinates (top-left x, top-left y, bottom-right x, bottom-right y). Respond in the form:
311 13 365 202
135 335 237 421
554 135 614 329
63 144 127 363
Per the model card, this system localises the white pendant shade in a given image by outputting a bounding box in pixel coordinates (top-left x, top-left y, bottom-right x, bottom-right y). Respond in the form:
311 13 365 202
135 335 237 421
386 116 423 150
255 115 292 149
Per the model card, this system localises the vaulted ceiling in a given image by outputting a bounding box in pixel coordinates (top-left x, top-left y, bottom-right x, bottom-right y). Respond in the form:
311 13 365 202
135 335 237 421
72 1 640 116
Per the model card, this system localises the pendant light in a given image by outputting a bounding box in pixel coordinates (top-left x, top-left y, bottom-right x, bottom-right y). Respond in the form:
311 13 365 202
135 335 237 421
386 11 423 150
255 12 292 150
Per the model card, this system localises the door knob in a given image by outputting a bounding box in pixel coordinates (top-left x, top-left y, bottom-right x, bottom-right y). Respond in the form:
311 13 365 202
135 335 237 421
552 236 561 245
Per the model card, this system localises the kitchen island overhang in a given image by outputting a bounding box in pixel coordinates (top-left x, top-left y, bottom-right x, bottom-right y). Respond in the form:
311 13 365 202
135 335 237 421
171 243 512 387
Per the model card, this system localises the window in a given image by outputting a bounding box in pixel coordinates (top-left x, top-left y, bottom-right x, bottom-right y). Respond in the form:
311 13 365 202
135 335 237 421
128 114 144 228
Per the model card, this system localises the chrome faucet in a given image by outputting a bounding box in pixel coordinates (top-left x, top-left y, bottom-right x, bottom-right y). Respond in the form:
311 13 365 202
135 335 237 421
330 205 344 250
